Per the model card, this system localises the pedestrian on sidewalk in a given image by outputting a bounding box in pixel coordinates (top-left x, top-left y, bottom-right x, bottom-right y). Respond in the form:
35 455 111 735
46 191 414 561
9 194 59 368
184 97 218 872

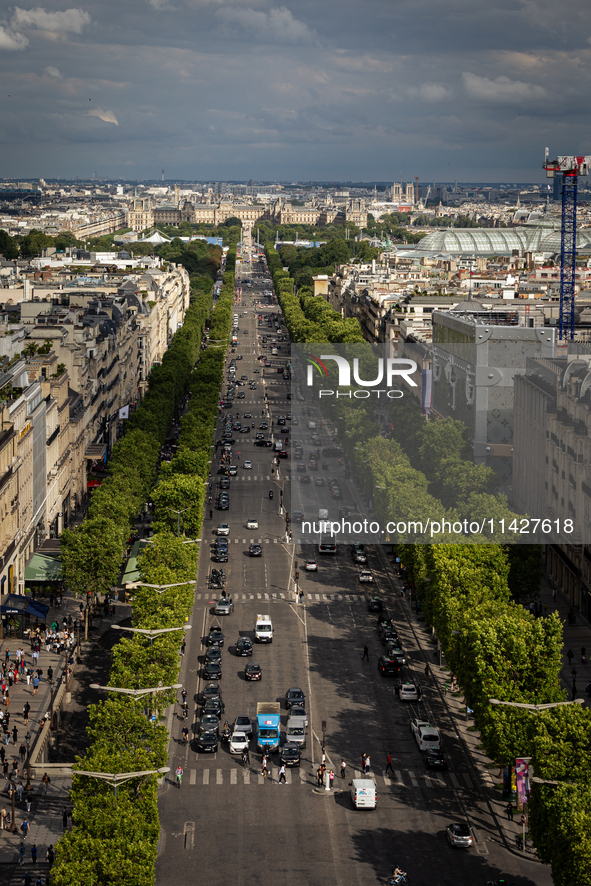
20 818 29 839
23 874 32 886
362 645 369 661
506 803 514 821
31 843 37 864
16 781 23 802
0 745 5 765
552 587 557 604
316 767 323 787
46 845 54 866
361 752 366 772
42 773 50 794
32 677 38 696
2 760 8 780
19 842 25 864
365 754 371 774
278 764 286 784
12 725 18 745
329 770 335 789
340 759 346 779
22 703 30 725
567 648 574 665
62 808 68 829
582 647 587 665
47 666 53 683
385 753 394 775
1 806 6 829
26 796 31 813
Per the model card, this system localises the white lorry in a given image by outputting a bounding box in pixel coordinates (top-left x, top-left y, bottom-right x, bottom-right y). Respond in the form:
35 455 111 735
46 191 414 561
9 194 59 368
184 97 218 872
350 778 377 809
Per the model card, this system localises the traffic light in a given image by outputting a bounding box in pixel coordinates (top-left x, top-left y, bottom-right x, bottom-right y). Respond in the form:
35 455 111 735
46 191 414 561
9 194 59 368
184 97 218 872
295 571 299 581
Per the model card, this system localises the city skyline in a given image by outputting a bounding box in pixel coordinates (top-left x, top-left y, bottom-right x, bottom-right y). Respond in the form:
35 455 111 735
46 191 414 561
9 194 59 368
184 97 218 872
1 0 590 181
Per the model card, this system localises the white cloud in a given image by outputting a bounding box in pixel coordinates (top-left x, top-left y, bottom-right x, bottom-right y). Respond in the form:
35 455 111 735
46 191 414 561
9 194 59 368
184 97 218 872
12 7 91 34
44 65 62 77
0 25 28 50
216 6 316 43
462 71 547 102
407 82 450 101
86 107 119 125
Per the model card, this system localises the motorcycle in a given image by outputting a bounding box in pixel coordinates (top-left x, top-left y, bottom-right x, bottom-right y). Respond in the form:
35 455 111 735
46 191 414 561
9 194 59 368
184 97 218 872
269 490 274 499
389 872 407 886
221 724 231 742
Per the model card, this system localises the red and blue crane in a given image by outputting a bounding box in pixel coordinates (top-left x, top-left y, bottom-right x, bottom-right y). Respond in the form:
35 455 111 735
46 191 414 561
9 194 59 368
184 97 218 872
543 149 591 340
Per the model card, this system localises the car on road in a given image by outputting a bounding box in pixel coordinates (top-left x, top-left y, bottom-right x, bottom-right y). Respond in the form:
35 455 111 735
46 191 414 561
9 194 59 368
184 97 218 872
244 460 253 469
396 682 420 701
359 570 374 583
367 598 383 613
205 646 222 664
424 749 447 770
244 662 262 681
292 509 304 522
260 422 268 430
217 497 230 511
385 644 406 666
228 465 237 476
229 731 250 755
199 714 220 736
315 477 325 486
240 425 249 432
203 660 222 680
219 477 230 490
285 687 305 710
289 705 307 725
377 655 401 677
197 732 218 753
203 697 225 719
212 545 228 563
237 392 245 399
244 412 252 418
246 518 258 530
299 474 311 484
234 715 253 736
235 636 253 657
297 463 306 473
217 523 230 536
352 545 367 564
207 626 224 647
446 823 473 848
279 742 301 767
410 719 441 751
201 682 222 703
304 559 318 571
214 597 234 616
249 543 262 557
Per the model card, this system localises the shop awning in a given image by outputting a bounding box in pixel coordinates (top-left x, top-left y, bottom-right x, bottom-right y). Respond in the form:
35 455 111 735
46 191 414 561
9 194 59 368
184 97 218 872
1 594 49 620
24 553 62 583
122 539 151 587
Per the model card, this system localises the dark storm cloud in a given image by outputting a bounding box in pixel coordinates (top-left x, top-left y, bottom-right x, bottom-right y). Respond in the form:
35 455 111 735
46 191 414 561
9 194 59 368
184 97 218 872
0 0 590 180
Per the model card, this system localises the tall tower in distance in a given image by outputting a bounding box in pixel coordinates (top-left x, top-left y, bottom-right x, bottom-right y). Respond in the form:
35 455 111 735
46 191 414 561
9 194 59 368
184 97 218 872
161 169 165 182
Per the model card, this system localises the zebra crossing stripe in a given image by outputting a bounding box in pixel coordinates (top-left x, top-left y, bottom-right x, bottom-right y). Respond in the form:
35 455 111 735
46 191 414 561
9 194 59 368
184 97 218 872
408 771 419 787
243 769 250 785
190 770 196 785
463 773 474 789
230 769 237 785
203 770 209 785
450 773 460 789
216 769 223 785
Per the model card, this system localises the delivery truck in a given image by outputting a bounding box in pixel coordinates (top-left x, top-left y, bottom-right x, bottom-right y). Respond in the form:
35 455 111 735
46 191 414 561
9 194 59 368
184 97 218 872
256 702 281 754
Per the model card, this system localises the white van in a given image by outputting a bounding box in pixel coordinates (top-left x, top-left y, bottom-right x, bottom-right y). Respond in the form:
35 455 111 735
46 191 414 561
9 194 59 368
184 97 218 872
350 779 377 809
255 614 273 643
285 715 307 748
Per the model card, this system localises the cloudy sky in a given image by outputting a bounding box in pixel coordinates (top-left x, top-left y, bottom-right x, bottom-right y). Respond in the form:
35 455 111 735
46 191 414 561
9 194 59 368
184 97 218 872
1 0 590 182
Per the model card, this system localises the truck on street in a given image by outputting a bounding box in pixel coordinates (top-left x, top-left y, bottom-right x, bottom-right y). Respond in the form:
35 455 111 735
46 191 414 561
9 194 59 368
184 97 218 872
256 702 281 754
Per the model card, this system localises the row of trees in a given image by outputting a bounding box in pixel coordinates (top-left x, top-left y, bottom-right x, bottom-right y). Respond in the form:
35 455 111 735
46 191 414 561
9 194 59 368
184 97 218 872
265 244 365 343
402 543 591 886
277 239 379 289
53 250 235 884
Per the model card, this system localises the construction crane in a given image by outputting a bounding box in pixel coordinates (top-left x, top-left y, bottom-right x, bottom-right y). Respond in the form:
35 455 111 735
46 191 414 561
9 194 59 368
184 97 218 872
543 149 591 340
414 175 419 205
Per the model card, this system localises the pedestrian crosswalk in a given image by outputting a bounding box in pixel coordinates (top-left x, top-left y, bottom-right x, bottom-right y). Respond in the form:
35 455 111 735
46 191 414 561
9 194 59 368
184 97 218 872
196 591 367 602
179 766 478 791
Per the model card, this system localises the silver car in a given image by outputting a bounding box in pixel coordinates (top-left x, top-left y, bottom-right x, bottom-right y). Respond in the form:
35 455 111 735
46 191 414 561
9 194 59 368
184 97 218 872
214 597 234 616
233 714 253 736
446 823 473 848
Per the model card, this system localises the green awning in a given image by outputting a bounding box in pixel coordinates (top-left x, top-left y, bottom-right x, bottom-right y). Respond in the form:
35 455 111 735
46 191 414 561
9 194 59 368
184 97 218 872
122 539 150 586
24 553 62 582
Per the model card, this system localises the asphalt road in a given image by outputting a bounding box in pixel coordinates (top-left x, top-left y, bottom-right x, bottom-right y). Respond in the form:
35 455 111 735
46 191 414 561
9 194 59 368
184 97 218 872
155 257 552 886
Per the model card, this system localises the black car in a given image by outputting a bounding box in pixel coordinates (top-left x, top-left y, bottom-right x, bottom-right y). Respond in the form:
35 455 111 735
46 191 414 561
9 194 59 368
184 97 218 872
197 733 218 753
377 655 401 677
249 543 262 557
207 626 224 647
205 647 222 664
424 749 447 770
254 440 273 447
199 714 220 735
203 697 225 718
244 662 262 681
218 497 230 510
299 475 311 484
279 742 301 768
368 598 383 613
201 682 222 703
235 636 253 657
203 660 222 680
285 687 305 710
219 478 230 489
213 546 228 562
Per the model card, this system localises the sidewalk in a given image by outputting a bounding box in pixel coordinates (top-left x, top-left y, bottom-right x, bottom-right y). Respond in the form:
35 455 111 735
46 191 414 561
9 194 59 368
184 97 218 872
379 549 591 862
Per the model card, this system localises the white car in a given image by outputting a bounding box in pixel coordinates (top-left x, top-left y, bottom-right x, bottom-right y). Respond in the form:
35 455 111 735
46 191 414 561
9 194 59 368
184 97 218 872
410 719 441 750
229 731 250 755
217 524 230 536
244 460 253 469
398 682 420 701
359 570 374 583
304 559 318 571
247 518 259 530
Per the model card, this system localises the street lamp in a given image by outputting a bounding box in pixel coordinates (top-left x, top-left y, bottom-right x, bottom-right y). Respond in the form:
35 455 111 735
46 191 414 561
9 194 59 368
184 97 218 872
111 624 191 645
125 580 196 595
89 682 182 699
166 506 193 537
489 698 585 712
73 766 170 799
48 677 55 731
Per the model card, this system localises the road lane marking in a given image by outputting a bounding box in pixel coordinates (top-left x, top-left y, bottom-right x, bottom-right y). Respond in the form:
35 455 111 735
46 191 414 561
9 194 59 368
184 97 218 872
230 769 237 784
243 769 250 784
463 773 474 789
190 769 196 785
408 771 418 787
203 770 209 785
